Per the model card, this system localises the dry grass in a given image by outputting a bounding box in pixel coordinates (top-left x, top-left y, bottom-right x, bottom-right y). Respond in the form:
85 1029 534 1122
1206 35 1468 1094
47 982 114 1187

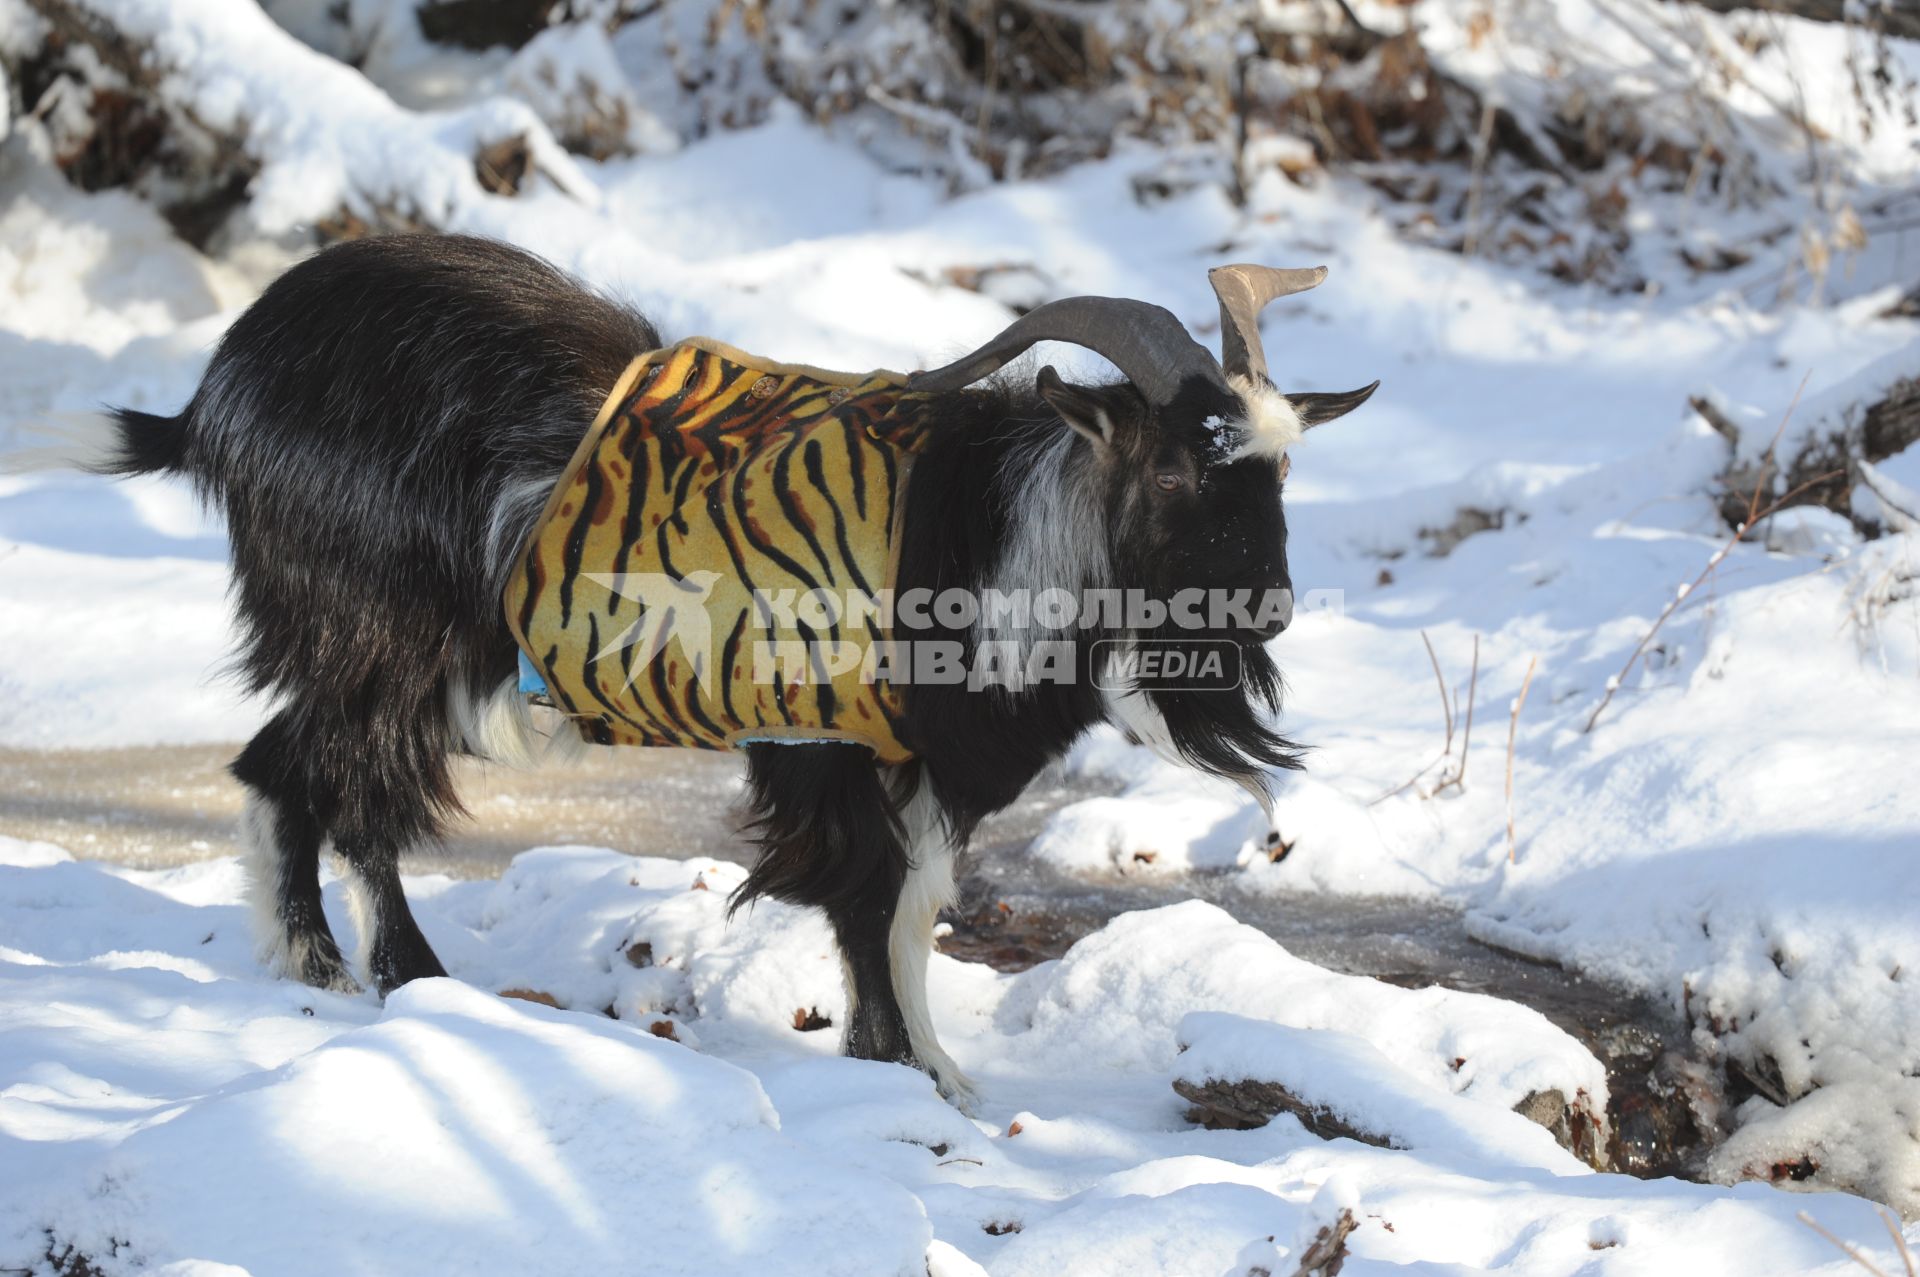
1797 1206 1916 1277
1369 631 1480 805
1505 655 1538 864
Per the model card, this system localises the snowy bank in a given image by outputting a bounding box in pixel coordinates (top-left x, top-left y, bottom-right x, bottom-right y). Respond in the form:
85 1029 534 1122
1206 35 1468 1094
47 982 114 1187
1 836 1910 1276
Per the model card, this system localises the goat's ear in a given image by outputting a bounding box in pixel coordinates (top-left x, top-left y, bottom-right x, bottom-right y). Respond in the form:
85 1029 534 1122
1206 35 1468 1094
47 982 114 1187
1288 380 1380 429
1037 365 1115 448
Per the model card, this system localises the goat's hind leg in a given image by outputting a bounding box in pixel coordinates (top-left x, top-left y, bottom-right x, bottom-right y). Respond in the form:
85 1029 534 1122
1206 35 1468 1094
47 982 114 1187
231 711 360 993
332 826 447 995
241 695 456 996
326 714 458 995
737 744 917 1068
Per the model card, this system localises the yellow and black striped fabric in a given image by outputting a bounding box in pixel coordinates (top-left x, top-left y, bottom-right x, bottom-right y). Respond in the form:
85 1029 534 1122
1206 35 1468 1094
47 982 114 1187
504 339 942 763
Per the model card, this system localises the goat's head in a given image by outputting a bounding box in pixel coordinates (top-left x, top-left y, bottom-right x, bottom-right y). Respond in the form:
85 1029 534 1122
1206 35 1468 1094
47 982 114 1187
909 265 1377 643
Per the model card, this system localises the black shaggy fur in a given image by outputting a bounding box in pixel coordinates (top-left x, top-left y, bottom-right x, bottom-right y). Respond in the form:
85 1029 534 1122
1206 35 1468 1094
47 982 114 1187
888 396 1113 841
892 380 1304 844
83 233 1323 1068
735 744 914 1064
102 235 656 992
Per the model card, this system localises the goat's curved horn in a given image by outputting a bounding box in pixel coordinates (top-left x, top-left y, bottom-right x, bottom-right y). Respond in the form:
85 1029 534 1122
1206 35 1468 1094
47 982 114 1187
907 297 1223 405
1208 263 1327 384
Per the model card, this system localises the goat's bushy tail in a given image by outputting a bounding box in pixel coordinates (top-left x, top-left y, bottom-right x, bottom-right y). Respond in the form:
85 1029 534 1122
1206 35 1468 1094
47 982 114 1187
1 407 187 479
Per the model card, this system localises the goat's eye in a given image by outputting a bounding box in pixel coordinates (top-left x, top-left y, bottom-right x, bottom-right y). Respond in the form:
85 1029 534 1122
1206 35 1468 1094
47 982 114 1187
1154 473 1184 493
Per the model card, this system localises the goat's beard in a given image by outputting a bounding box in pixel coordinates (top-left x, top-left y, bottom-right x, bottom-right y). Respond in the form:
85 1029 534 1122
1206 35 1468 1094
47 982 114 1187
1144 640 1304 800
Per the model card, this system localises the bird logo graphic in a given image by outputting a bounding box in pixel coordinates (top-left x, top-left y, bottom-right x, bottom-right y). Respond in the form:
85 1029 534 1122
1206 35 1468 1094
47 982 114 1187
582 570 724 694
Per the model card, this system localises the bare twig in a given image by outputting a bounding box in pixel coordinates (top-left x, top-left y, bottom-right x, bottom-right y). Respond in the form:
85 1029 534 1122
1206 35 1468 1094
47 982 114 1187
1423 630 1455 753
1505 656 1538 864
1368 754 1446 807
1583 466 1841 732
1432 635 1480 796
1461 99 1498 258
1229 36 1252 209
1586 378 1823 733
1798 1209 1905 1277
1368 630 1455 806
1882 1206 1918 1277
1458 635 1480 772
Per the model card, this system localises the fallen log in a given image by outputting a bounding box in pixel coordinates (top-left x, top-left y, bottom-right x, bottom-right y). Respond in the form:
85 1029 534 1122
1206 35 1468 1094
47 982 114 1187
11 0 559 247
1663 0 1920 42
1705 374 1920 536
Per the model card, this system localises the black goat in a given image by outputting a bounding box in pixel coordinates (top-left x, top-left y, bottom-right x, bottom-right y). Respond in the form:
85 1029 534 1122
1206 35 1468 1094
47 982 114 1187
18 234 1374 1106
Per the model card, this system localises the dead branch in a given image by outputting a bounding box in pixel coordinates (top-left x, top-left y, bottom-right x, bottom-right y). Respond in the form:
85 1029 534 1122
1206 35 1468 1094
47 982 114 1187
1588 380 1830 733
1689 395 1742 446
1704 370 1920 537
1506 655 1537 864
1796 1207 1913 1277
1462 99 1497 257
1423 630 1455 752
1291 1208 1359 1277
1458 637 1480 775
1368 629 1454 806
1432 634 1480 796
1368 755 1445 807
1883 1206 1918 1277
1669 0 1920 42
1584 466 1840 733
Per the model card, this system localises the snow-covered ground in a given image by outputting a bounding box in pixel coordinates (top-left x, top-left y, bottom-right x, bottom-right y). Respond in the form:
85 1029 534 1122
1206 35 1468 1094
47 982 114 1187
4 0 1920 1270
1 836 1909 1276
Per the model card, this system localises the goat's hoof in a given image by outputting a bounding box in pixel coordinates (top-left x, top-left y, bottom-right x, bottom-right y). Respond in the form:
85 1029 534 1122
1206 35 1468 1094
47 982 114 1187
933 1067 981 1115
289 957 363 997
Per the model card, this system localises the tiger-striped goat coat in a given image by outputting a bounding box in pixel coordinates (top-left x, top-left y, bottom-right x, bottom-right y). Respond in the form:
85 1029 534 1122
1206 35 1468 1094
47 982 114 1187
506 339 944 763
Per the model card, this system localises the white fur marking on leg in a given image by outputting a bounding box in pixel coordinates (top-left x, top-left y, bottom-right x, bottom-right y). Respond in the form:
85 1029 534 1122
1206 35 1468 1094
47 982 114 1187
239 793 295 975
336 850 378 979
240 794 359 992
889 776 976 1110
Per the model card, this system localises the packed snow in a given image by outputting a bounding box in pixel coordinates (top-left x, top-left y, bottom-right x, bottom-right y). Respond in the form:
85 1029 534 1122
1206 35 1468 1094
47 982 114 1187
0 836 1907 1276
3 0 1920 1269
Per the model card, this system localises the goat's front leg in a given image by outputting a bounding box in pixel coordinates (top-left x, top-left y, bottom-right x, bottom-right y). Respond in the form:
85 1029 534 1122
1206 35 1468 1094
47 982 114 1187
736 744 973 1107
826 887 916 1067
886 775 977 1110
